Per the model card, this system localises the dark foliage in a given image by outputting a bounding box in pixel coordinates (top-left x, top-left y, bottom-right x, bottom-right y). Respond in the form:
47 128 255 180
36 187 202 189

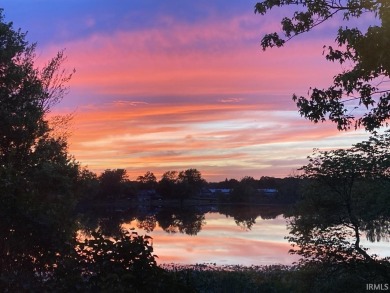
286 131 390 283
157 169 205 200
256 0 390 131
0 8 79 291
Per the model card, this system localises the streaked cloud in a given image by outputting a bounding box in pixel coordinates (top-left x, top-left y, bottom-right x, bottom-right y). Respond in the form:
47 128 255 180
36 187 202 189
219 98 244 103
60 99 366 180
3 0 373 180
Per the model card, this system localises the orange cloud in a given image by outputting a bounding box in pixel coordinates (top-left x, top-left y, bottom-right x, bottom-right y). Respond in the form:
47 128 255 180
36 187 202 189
44 12 368 180
54 97 368 180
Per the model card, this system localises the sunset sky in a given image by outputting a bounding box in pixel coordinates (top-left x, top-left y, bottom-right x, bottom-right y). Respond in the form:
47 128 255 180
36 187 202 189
3 1 373 181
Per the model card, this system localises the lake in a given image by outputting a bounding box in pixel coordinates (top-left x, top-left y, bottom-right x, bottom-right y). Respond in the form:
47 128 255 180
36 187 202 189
123 212 298 266
81 203 390 266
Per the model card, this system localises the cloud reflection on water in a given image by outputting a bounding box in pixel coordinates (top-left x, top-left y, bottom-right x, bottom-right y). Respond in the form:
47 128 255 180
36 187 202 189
123 213 299 266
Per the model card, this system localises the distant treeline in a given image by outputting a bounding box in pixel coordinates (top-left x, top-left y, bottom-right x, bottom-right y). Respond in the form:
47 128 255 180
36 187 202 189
78 168 302 204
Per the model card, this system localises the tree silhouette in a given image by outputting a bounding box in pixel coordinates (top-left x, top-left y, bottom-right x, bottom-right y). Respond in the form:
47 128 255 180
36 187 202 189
0 9 79 290
256 0 390 131
98 169 129 199
137 171 157 190
287 132 390 280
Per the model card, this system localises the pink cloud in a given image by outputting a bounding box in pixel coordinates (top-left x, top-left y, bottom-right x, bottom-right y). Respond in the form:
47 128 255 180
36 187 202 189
41 12 338 106
44 11 364 180
56 98 356 180
219 98 244 103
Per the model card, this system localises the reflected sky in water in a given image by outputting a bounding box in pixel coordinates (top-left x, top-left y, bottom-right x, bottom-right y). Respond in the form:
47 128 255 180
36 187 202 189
123 213 300 266
121 212 390 266
361 238 390 259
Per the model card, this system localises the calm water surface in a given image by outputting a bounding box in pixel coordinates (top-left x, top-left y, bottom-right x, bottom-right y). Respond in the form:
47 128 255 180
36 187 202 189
123 211 298 266
85 204 389 266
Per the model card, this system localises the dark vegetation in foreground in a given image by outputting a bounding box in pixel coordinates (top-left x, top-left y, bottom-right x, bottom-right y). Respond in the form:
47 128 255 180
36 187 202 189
161 263 389 293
